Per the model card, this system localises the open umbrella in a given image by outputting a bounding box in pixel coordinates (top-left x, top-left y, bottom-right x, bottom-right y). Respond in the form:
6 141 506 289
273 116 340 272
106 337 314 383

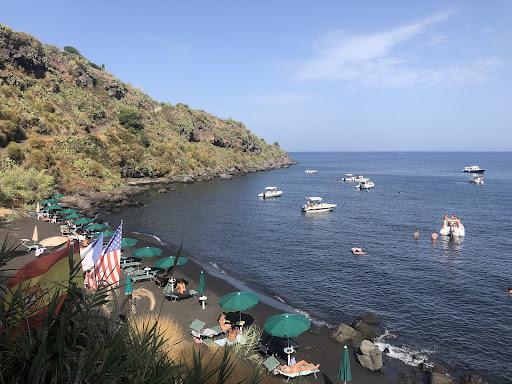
41 198 58 206
155 256 188 269
121 237 138 248
60 208 77 215
74 217 94 226
198 271 205 296
45 204 62 212
64 213 82 220
53 193 65 199
125 274 133 296
93 230 114 239
338 345 352 384
263 313 310 338
85 223 109 232
219 291 259 312
39 236 68 247
133 246 162 258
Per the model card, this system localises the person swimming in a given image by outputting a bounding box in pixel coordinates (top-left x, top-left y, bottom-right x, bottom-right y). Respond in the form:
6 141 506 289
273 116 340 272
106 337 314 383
431 231 439 241
351 247 366 256
413 229 420 240
507 287 512 295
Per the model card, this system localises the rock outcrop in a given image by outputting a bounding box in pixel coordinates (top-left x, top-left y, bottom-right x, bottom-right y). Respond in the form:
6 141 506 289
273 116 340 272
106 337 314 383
356 340 383 371
332 323 362 347
459 374 485 384
351 312 382 340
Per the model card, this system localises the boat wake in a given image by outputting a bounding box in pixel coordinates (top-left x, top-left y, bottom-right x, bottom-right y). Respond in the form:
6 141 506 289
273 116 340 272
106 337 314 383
208 262 228 275
375 330 435 368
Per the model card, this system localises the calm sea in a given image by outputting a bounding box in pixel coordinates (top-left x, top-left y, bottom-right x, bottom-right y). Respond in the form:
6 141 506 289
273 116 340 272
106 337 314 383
107 152 512 382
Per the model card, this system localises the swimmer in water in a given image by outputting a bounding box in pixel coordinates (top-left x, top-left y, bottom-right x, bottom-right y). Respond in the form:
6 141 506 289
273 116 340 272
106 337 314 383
413 229 420 240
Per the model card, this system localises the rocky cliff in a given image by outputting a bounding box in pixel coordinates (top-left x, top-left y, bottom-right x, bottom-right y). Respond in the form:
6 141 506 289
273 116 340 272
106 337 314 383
0 24 295 195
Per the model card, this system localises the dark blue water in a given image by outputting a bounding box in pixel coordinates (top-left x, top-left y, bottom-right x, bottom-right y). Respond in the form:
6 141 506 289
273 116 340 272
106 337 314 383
110 152 512 382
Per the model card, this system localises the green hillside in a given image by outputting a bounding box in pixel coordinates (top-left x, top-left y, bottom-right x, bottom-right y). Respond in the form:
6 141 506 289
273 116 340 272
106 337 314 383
0 24 293 204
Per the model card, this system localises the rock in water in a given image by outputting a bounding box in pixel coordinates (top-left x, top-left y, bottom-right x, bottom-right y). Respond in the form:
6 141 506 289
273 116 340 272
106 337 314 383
430 372 453 384
332 323 362 346
397 372 418 384
459 374 485 384
356 340 383 371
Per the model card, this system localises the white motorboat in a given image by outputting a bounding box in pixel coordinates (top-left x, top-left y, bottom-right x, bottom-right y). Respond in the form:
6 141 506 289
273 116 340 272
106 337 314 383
463 165 485 174
440 215 465 237
301 197 337 213
341 173 356 182
469 176 484 185
305 169 318 174
357 179 375 190
258 186 283 198
354 175 366 182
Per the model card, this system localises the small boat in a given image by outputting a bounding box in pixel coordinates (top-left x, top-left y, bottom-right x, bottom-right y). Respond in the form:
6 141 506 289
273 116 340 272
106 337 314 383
341 173 356 182
354 175 366 182
258 186 283 198
469 176 484 185
351 247 366 256
301 197 337 213
357 179 375 190
305 169 318 174
463 165 485 174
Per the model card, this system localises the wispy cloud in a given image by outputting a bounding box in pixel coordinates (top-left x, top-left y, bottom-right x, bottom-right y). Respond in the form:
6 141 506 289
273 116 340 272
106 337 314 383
248 92 316 104
295 10 500 86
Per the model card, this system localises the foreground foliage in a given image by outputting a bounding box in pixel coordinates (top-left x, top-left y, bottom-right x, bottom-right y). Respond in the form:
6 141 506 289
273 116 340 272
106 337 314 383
0 240 265 383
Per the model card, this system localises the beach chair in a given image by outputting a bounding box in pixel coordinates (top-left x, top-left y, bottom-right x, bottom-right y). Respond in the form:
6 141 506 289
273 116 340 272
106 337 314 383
60 225 71 236
273 366 320 382
121 261 141 270
263 355 281 373
20 239 40 251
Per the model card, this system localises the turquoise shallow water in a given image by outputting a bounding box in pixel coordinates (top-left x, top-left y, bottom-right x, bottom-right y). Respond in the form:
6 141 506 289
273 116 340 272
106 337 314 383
108 152 512 382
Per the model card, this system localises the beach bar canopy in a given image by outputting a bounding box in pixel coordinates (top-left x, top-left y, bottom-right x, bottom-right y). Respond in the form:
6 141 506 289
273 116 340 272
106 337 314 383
263 313 310 338
133 246 163 257
219 291 259 312
155 256 188 269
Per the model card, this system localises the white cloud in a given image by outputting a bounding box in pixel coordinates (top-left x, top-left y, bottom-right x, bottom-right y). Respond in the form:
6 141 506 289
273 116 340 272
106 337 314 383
248 92 316 104
295 10 500 87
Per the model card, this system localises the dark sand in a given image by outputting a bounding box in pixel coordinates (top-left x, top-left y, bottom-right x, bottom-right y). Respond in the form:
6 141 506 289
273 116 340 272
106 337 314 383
1 217 412 384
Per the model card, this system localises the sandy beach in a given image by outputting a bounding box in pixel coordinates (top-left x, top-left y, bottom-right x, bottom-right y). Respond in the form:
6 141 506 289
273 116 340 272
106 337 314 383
0 216 413 384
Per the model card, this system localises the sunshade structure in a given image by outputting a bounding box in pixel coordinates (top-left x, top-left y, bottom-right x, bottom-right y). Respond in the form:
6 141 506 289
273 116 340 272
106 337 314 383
52 193 65 199
93 230 114 239
125 274 133 295
121 237 138 248
64 213 82 220
45 204 62 212
338 345 352 384
41 198 59 206
198 271 205 296
219 291 260 312
40 236 68 247
263 313 310 338
84 223 109 232
133 246 162 258
155 256 188 269
60 208 77 215
32 225 38 242
74 217 94 226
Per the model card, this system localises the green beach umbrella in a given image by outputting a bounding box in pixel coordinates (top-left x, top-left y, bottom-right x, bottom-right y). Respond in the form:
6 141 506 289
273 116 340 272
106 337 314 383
52 193 65 199
218 291 260 312
125 274 133 296
60 208 77 215
263 313 310 338
155 256 188 269
133 246 163 258
121 237 138 248
74 217 94 225
338 345 352 383
198 271 205 296
42 198 59 205
45 204 62 212
64 213 82 220
93 230 114 239
85 223 109 232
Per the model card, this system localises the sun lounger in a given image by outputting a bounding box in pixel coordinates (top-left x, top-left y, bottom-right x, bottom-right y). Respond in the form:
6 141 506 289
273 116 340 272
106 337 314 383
20 239 40 251
214 334 246 347
120 261 141 269
263 356 320 381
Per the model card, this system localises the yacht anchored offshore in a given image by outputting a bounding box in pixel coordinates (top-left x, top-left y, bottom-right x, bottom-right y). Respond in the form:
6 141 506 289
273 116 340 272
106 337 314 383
258 186 283 198
463 165 485 174
301 197 337 213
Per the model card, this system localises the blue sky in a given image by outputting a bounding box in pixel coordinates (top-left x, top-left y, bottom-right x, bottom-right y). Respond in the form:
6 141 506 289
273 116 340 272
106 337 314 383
2 1 511 151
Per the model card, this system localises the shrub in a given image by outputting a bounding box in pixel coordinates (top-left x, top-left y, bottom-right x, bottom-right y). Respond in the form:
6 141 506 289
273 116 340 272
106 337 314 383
118 107 144 131
5 142 24 163
0 157 54 206
63 45 81 55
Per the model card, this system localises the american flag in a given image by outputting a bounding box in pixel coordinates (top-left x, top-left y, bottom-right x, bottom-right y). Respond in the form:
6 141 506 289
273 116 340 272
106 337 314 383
95 222 122 287
85 233 103 290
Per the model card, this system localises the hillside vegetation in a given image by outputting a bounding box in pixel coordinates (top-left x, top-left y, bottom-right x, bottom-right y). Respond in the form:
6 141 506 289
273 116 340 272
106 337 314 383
0 24 293 206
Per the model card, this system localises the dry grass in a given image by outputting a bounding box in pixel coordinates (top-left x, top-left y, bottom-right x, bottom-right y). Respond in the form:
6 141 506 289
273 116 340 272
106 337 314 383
131 314 188 361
